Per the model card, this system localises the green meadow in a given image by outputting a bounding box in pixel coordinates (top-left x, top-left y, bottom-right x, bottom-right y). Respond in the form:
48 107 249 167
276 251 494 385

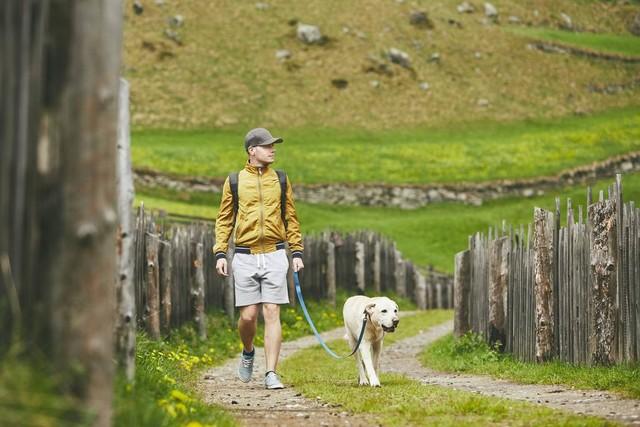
132 107 640 184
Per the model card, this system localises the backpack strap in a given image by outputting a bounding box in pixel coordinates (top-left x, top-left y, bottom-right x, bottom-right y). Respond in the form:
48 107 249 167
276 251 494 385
229 172 239 225
275 170 288 230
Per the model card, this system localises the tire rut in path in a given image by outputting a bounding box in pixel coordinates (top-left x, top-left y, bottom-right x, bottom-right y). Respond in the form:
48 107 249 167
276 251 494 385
383 320 640 426
197 327 374 426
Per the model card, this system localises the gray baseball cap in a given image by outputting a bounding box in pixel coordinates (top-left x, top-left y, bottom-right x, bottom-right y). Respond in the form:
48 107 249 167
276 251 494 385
244 128 283 152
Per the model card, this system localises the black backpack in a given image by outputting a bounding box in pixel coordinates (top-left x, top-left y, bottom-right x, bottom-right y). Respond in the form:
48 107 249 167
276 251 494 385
228 170 288 230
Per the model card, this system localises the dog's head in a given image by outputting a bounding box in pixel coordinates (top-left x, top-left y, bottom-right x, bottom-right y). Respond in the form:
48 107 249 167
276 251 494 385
365 297 400 333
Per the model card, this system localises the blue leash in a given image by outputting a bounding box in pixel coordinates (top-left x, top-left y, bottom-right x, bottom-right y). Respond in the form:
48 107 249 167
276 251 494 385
293 271 368 359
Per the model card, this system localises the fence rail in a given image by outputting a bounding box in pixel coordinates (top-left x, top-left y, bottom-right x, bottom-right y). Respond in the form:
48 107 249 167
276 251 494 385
454 174 639 365
132 206 453 337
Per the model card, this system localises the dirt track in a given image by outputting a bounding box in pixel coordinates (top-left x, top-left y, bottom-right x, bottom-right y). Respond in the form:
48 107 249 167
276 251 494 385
198 320 640 426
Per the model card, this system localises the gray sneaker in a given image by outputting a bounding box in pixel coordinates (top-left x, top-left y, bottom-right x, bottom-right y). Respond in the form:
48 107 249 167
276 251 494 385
237 353 254 383
265 371 284 389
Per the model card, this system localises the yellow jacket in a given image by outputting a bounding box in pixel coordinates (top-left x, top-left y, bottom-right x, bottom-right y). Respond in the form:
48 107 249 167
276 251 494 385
213 162 303 259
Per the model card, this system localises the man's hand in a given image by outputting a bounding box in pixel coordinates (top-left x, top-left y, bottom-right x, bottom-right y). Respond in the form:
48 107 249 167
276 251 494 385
216 258 228 276
292 257 304 272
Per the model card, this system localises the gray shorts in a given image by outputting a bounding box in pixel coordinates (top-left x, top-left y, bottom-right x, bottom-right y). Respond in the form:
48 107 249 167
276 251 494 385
232 249 289 307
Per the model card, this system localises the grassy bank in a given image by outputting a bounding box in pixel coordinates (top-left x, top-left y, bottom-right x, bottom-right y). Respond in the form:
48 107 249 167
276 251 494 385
280 311 614 426
421 333 640 399
135 172 640 272
114 314 238 427
132 107 640 184
0 352 93 426
509 27 640 57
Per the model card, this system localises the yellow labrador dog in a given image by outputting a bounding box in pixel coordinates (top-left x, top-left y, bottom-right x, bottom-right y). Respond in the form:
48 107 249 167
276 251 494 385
343 295 399 387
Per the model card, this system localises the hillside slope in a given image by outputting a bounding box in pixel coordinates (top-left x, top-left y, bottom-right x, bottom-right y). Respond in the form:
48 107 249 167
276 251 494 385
123 0 640 130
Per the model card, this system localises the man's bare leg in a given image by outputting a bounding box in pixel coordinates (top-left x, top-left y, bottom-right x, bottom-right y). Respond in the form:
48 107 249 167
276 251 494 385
262 303 281 372
238 304 259 352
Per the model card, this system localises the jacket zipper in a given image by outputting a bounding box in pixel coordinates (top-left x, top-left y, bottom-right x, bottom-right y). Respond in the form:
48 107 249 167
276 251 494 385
257 167 265 255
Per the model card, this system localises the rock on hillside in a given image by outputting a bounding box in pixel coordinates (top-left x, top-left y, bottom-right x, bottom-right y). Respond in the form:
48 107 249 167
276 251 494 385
630 13 640 36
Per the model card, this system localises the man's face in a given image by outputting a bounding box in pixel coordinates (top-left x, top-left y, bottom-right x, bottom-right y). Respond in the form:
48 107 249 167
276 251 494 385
250 143 276 165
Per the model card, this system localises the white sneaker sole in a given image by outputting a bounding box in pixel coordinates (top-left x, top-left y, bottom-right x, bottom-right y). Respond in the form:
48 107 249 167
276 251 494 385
266 383 284 390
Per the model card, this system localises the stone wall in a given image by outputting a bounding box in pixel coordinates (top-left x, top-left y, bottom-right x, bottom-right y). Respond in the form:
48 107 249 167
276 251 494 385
135 151 640 209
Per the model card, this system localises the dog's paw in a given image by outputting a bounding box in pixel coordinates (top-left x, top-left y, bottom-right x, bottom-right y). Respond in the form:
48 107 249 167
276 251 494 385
369 379 381 387
358 378 369 386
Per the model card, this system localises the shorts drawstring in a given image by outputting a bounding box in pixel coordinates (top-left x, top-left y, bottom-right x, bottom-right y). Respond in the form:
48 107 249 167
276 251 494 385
255 253 267 270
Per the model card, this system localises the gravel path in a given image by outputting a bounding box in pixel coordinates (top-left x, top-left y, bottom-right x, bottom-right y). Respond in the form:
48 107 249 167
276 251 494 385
198 319 640 426
197 327 374 426
383 320 640 426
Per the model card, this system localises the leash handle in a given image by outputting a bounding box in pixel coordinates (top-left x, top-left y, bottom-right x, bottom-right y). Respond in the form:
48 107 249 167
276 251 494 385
294 271 367 359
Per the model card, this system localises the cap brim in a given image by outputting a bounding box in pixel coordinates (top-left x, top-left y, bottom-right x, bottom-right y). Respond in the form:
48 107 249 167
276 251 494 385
257 137 283 145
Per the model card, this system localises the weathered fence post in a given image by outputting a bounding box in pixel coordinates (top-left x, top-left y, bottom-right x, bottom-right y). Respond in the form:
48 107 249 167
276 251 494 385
489 236 510 349
426 266 435 309
533 208 555 362
159 240 172 335
191 241 207 340
615 174 630 362
145 233 161 340
115 78 136 381
553 197 561 358
414 269 427 310
355 241 365 292
326 240 336 307
436 282 444 308
373 240 381 293
589 199 618 365
394 249 407 297
447 278 454 309
454 250 471 337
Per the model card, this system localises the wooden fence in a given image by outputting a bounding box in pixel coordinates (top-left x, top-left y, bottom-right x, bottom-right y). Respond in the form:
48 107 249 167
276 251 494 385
454 174 639 365
133 207 453 337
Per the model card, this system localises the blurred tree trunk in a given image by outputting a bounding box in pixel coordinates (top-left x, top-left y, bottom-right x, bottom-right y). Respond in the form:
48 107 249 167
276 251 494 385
47 2 123 425
1 1 123 425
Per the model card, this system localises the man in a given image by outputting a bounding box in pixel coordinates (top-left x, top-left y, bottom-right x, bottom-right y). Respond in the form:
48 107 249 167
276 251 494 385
214 127 304 390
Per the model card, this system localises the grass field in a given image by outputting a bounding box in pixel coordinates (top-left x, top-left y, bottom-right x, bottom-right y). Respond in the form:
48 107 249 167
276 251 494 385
0 353 93 426
508 27 640 57
132 107 640 184
422 332 640 399
280 311 615 426
136 172 640 272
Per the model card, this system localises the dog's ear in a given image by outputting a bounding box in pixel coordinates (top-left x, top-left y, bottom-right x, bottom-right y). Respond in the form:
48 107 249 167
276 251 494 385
365 303 376 315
